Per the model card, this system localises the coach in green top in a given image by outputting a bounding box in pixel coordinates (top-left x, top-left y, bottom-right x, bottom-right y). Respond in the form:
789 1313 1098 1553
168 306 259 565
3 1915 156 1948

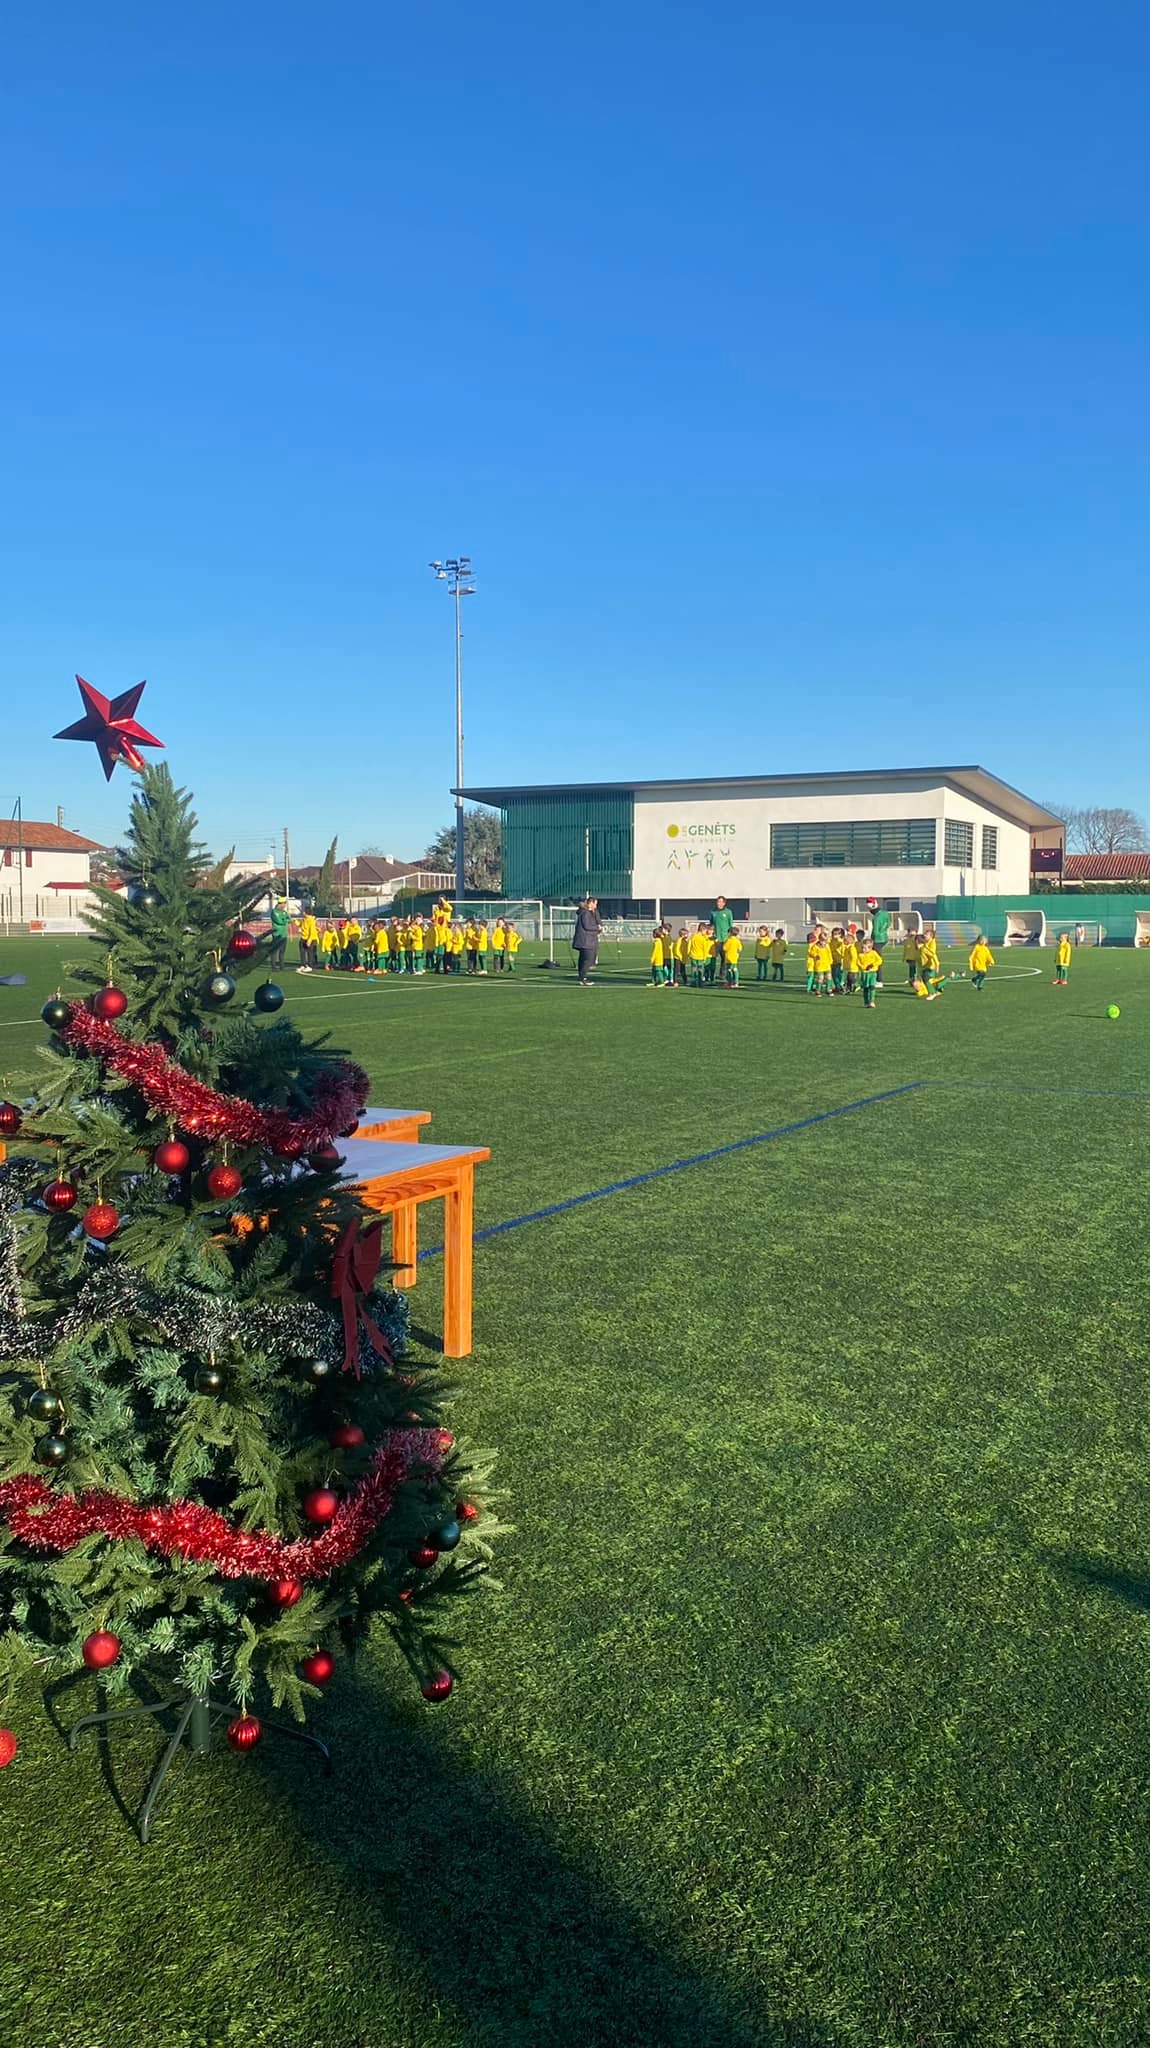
711 896 734 953
268 899 290 968
870 906 892 948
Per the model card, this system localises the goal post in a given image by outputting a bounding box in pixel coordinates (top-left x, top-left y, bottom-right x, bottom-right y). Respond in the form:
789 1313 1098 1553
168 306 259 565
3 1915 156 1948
1044 917 1106 949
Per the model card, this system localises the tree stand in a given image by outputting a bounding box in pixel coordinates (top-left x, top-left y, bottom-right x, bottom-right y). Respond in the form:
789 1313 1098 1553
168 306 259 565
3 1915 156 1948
67 1689 332 1843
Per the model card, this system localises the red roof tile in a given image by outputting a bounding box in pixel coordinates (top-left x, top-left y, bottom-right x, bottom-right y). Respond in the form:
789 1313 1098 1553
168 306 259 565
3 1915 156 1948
1063 852 1150 881
0 822 105 853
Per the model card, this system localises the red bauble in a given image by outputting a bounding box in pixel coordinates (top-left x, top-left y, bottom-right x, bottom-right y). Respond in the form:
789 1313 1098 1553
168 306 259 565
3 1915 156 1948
302 1486 339 1524
329 1422 366 1450
0 1728 18 1767
226 1713 262 1751
154 1138 191 1174
300 1650 336 1686
457 1500 479 1524
206 1163 242 1199
0 1101 21 1138
43 1180 78 1213
421 1669 454 1704
275 1135 305 1159
409 1543 439 1570
436 1430 455 1452
307 1144 341 1171
270 1577 302 1608
82 1201 120 1241
228 930 257 959
81 1629 122 1670
91 985 129 1021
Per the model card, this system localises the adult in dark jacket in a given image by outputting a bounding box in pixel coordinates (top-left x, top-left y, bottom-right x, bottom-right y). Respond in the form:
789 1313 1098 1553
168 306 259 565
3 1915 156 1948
571 898 601 984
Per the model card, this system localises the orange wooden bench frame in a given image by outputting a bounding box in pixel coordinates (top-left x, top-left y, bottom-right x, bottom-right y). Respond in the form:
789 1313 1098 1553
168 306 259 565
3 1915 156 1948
337 1140 491 1359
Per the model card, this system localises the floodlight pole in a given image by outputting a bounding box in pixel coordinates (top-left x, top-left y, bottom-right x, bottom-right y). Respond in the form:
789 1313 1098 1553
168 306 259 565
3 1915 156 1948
430 558 476 902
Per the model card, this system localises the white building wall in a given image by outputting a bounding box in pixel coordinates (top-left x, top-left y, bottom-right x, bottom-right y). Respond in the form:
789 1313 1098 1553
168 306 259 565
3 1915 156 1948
631 776 1032 905
0 847 95 925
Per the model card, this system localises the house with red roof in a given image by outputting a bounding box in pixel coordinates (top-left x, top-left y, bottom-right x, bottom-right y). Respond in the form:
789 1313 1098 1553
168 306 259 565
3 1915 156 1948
0 819 107 928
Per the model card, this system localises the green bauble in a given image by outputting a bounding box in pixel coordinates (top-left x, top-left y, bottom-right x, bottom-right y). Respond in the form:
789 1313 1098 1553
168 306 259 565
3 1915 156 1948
434 1519 462 1552
194 1365 225 1396
34 1434 70 1468
26 1388 64 1424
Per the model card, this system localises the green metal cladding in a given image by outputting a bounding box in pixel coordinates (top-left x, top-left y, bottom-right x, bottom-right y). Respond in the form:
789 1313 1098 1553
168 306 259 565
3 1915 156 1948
500 790 634 899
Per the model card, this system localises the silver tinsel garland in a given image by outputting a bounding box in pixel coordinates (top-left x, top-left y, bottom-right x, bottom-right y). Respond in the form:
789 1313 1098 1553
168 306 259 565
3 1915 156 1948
0 1169 408 1372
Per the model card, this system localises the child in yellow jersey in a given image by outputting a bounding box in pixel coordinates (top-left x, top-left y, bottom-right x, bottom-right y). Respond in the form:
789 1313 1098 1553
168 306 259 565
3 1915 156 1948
969 936 994 990
830 927 846 996
505 922 521 971
858 942 882 1009
769 929 788 981
1054 933 1072 985
375 923 390 971
805 932 819 993
917 928 940 983
344 918 364 970
722 929 743 988
843 931 860 994
648 929 668 987
297 910 319 973
812 935 833 997
687 923 710 988
674 929 690 985
754 926 771 982
450 923 466 972
410 918 425 973
491 920 506 972
704 930 718 984
903 931 920 984
320 922 339 971
475 921 489 972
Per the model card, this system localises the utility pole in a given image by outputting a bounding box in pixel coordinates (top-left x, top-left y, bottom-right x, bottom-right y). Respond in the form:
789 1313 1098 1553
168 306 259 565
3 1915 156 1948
429 557 476 901
283 827 291 904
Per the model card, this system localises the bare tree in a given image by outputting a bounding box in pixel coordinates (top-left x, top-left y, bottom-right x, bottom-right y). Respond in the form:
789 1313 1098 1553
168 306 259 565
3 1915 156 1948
1040 803 1148 853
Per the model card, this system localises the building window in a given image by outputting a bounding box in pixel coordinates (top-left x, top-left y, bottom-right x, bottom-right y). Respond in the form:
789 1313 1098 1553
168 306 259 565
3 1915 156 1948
944 819 974 867
769 819 936 868
982 825 998 870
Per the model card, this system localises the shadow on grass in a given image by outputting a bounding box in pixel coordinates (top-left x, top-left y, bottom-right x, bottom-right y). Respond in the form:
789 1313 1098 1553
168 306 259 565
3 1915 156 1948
1045 1551 1150 1615
252 1677 837 2048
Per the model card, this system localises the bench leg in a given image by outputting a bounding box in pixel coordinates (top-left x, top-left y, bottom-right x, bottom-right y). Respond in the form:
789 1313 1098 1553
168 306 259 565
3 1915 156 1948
442 1167 475 1358
391 1203 418 1288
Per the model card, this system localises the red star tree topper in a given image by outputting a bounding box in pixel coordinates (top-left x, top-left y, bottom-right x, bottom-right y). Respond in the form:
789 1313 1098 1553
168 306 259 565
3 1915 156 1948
55 676 164 780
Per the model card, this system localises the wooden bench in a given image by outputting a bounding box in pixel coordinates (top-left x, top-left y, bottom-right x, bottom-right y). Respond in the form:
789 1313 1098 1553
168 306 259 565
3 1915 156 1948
355 1104 432 1143
335 1137 491 1359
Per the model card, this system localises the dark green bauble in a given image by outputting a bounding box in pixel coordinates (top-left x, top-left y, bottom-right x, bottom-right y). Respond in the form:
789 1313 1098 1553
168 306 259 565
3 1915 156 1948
26 1387 64 1424
128 884 160 910
434 1519 462 1553
41 997 70 1030
305 1357 334 1383
194 1365 225 1396
253 981 285 1014
206 972 236 1005
34 1434 70 1468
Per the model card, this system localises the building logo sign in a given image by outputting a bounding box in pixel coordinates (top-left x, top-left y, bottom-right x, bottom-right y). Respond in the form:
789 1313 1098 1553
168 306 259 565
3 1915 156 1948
663 819 737 872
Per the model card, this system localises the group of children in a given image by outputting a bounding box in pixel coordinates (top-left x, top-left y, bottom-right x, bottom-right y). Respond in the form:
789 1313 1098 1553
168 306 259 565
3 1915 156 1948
801 925 886 1008
648 921 757 988
292 906 522 977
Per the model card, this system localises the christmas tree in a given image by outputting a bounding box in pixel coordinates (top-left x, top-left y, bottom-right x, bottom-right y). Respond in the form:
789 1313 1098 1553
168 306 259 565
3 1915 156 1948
0 766 497 1770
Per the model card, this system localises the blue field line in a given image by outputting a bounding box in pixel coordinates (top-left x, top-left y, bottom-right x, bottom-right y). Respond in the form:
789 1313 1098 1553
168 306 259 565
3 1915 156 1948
414 1079 929 1263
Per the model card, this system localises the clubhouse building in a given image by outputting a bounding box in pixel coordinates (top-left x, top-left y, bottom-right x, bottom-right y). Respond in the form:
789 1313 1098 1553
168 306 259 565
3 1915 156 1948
457 766 1063 926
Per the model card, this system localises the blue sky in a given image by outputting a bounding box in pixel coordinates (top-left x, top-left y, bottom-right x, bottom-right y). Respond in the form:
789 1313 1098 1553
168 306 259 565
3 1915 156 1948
3 2 1148 859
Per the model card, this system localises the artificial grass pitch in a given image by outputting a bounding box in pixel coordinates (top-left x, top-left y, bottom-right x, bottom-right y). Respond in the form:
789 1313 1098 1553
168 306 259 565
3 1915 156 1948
2 938 1150 2046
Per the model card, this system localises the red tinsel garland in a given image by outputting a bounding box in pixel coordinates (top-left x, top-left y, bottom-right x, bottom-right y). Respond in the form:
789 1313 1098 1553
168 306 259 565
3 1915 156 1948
59 1003 368 1157
0 1429 443 1584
